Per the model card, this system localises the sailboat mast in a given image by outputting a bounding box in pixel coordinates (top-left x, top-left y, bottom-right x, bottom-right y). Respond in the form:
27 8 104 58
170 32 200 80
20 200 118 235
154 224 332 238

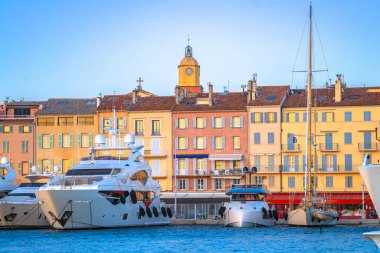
306 3 313 203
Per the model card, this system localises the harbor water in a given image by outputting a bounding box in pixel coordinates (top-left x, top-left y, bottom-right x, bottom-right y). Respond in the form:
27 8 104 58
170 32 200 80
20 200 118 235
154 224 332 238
1 225 380 253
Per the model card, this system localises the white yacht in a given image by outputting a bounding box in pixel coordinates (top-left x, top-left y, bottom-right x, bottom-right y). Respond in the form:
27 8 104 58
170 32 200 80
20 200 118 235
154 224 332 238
0 167 60 228
36 129 170 229
358 153 380 248
219 184 277 227
0 157 17 198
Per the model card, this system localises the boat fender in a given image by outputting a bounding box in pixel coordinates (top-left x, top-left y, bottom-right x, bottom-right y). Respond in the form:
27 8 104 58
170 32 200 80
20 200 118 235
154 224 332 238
153 206 159 217
273 210 278 221
124 191 130 198
311 215 315 222
262 207 268 219
167 207 173 218
139 206 146 217
283 212 288 221
268 209 273 219
120 194 126 205
218 206 226 217
146 206 152 218
161 206 168 217
111 192 120 205
130 190 137 204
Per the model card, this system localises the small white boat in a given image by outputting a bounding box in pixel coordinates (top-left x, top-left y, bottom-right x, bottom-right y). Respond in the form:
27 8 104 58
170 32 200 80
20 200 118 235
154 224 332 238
0 166 60 228
359 153 380 248
219 184 277 227
0 157 17 198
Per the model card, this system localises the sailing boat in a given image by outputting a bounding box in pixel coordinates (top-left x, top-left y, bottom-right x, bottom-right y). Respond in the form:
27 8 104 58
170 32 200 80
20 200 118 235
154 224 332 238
287 3 338 226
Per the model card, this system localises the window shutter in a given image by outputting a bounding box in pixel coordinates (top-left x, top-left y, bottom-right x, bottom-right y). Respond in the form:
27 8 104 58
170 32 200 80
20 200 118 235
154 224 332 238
333 155 337 171
295 113 299 122
49 134 54 148
58 160 62 173
123 117 127 132
229 117 233 127
211 117 215 128
284 155 288 171
332 113 335 122
303 112 307 122
175 138 178 149
185 118 188 128
203 118 206 128
222 117 225 127
19 125 23 133
212 137 215 149
38 160 42 172
100 117 104 133
18 162 22 176
264 112 268 123
175 118 178 128
295 155 299 172
58 134 63 148
286 113 289 122
251 113 255 123
194 179 197 191
322 155 326 171
193 137 196 149
211 161 215 171
185 138 188 149
78 134 82 147
274 112 278 123
185 158 189 174
0 126 3 132
193 118 196 128
222 136 225 149
204 158 207 171
204 179 208 190
9 126 13 133
314 112 318 122
89 133 93 146
240 116 243 127
38 134 42 149
322 112 326 122
70 134 74 147
203 137 206 149
193 159 197 173
302 155 306 171
212 178 215 190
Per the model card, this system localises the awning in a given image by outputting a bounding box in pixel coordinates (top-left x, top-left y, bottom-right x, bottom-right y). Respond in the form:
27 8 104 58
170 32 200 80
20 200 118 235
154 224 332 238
160 192 229 204
208 154 243 161
173 154 208 159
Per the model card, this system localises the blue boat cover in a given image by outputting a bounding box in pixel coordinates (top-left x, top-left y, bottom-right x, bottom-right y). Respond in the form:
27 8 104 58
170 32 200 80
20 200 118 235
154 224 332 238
226 187 269 195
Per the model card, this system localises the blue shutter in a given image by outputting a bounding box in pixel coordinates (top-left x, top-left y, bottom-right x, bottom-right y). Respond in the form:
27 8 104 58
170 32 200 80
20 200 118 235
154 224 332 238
322 112 326 122
284 155 288 172
264 113 268 123
364 132 372 149
274 112 278 123
19 125 23 133
240 116 243 127
314 112 318 122
193 137 196 149
185 159 189 174
260 113 264 123
325 133 332 150
222 117 225 127
251 113 255 123
295 155 299 172
229 117 233 127
211 117 215 128
322 155 326 171
222 137 225 149
302 155 306 171
193 159 197 173
303 112 307 122
286 113 289 122
287 134 294 150
345 154 352 171
193 118 196 128
0 126 3 132
204 158 207 171
333 155 337 171
9 126 13 133
89 133 93 147
295 113 299 122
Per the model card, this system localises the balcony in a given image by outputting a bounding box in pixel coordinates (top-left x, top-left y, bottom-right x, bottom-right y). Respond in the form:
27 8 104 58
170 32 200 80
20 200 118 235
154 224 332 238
0 115 34 119
143 149 167 157
281 144 301 152
319 143 339 152
358 142 378 151
254 166 281 173
319 165 340 172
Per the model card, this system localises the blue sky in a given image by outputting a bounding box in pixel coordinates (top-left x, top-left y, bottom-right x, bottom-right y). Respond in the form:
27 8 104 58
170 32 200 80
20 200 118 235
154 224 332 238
0 0 379 101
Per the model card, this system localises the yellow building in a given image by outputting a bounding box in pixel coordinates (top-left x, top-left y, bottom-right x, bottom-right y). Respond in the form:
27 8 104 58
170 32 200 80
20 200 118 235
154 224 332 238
35 98 98 173
281 75 380 206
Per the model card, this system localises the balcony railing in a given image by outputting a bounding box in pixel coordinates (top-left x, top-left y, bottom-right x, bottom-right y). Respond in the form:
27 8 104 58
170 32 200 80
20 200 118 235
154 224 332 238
358 142 378 151
281 144 301 152
144 149 167 157
319 143 339 152
0 115 34 119
319 165 340 172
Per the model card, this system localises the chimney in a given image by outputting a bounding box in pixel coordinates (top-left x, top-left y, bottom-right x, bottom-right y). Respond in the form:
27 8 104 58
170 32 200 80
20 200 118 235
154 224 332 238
132 89 138 104
96 97 102 108
334 74 342 102
247 80 253 104
252 74 257 100
175 86 180 105
208 83 213 106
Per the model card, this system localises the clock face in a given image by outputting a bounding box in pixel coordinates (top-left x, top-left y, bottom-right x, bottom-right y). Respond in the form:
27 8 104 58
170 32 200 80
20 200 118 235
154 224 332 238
186 68 193 75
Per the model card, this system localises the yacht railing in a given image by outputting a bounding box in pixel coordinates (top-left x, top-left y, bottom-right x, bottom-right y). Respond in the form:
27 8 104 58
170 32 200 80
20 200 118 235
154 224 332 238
62 175 112 188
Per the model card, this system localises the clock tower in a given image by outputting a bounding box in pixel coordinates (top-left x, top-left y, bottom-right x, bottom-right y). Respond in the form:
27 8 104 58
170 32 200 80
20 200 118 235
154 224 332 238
178 42 202 93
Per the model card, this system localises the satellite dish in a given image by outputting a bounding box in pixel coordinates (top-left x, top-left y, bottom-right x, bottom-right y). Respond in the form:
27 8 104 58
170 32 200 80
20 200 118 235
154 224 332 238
94 134 106 146
54 165 60 173
0 157 9 165
124 133 135 145
252 167 258 173
31 165 38 173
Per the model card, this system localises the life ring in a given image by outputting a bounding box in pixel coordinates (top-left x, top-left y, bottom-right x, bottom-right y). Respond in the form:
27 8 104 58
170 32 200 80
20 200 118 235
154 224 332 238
218 206 226 216
153 206 159 217
161 206 168 217
120 194 126 204
268 209 273 219
146 206 152 218
139 206 146 217
167 207 173 218
273 210 278 221
130 190 137 204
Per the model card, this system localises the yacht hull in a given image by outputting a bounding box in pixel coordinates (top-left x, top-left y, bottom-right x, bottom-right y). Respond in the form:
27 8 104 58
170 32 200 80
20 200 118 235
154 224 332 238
287 207 338 226
364 231 380 249
0 201 50 228
223 202 275 227
36 189 170 230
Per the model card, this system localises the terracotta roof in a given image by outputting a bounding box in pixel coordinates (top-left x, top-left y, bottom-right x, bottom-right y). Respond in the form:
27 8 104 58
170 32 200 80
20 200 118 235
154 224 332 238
97 94 132 111
283 86 380 108
36 98 97 116
247 86 290 106
126 96 176 111
6 101 44 107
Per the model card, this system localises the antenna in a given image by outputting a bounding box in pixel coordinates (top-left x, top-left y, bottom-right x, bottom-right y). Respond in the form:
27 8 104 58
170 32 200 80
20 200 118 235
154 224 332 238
187 35 190 46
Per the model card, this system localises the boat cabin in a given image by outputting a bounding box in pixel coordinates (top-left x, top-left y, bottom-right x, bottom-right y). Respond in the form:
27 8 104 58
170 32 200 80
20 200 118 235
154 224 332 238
226 184 270 202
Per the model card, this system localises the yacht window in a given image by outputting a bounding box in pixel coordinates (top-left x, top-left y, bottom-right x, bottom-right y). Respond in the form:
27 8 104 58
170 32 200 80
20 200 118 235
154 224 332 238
18 183 46 187
0 168 8 176
111 169 121 175
131 170 148 185
232 194 263 201
8 193 36 198
66 169 112 176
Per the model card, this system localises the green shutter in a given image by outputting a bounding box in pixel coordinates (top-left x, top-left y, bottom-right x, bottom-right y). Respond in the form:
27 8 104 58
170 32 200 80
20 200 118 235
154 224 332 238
0 126 3 132
38 160 42 172
49 134 54 148
9 126 13 133
78 134 82 147
38 135 42 149
70 134 74 147
18 162 22 176
49 159 54 170
89 133 93 146
19 125 23 133
29 125 33 132
58 134 62 148
58 159 62 173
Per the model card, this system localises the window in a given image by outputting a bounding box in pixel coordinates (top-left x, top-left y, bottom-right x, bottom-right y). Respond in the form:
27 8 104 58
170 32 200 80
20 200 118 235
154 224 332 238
254 133 260 144
233 160 240 169
322 112 334 122
268 132 274 144
284 155 299 172
233 136 240 149
196 159 204 171
344 111 352 122
19 125 31 133
80 134 91 148
326 176 334 188
230 116 242 128
151 160 160 176
288 176 295 188
102 118 111 132
42 134 53 148
135 120 143 136
232 179 240 185
194 137 205 149
2 126 12 133
152 120 160 136
253 155 261 171
178 118 187 129
215 160 223 170
58 117 74 126
253 112 261 123
37 117 54 126
195 117 205 128
345 176 353 188
78 117 94 125
61 159 71 173
345 154 352 171
268 155 275 172
178 158 186 175
197 179 205 190
22 141 29 153
178 137 188 150
268 176 275 187
214 136 224 149
179 179 187 190
214 179 222 190
254 176 263 185
286 112 299 123
364 111 371 121
21 161 30 175
267 112 276 123
62 134 72 147
117 118 126 132
344 132 352 144
2 141 10 153
213 117 224 128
